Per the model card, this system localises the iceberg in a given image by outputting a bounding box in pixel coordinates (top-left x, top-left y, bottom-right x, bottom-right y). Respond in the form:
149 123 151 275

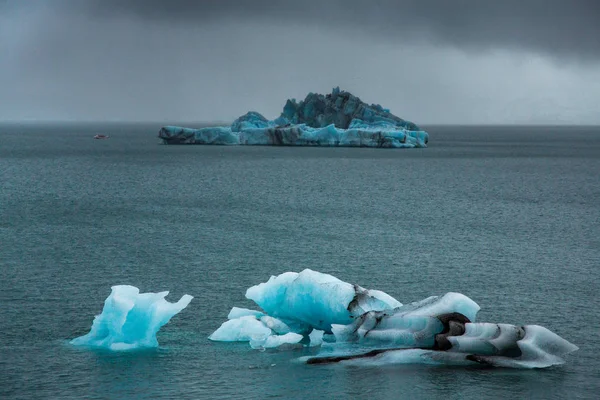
70 285 193 351
210 270 578 369
209 269 401 349
246 270 402 332
159 88 429 148
310 309 578 369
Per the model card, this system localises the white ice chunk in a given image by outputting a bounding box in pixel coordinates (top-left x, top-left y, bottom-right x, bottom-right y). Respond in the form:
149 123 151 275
227 307 265 320
208 316 272 342
308 329 325 347
464 324 580 368
367 289 403 310
331 292 479 348
250 332 304 349
260 316 291 335
394 292 480 322
332 312 443 349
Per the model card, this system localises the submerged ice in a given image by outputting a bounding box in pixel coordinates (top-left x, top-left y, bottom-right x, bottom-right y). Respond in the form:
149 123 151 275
159 88 429 148
70 285 193 351
210 269 577 369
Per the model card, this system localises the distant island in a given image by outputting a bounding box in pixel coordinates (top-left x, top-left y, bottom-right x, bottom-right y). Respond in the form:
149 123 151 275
159 87 429 148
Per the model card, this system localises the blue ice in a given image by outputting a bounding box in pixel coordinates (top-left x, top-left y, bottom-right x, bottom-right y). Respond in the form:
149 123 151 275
159 88 429 148
246 269 402 331
210 270 578 368
209 269 398 349
70 285 192 351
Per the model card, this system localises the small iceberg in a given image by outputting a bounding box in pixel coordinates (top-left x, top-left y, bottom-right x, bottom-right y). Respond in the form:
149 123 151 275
210 270 578 368
159 88 429 148
70 285 193 351
209 269 400 349
245 270 402 331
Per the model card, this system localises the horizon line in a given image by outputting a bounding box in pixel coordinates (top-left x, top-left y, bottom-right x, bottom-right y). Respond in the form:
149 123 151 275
0 120 598 127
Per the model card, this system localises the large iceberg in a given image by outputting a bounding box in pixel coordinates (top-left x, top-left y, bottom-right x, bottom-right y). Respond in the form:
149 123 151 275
70 285 193 351
210 270 578 369
159 88 429 148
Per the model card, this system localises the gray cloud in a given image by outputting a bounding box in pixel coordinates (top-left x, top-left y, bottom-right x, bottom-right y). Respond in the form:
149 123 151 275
0 0 599 124
74 0 600 61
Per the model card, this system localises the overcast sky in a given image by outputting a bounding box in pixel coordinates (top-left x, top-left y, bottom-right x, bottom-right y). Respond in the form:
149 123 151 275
1 0 599 124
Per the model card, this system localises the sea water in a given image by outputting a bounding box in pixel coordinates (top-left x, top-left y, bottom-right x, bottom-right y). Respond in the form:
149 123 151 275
0 123 598 399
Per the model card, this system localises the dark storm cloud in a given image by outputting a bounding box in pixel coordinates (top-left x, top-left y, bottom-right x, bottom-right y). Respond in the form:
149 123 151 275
78 0 600 61
1 0 599 123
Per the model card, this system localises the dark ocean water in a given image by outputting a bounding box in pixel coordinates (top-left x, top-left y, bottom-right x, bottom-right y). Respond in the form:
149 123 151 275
0 123 598 399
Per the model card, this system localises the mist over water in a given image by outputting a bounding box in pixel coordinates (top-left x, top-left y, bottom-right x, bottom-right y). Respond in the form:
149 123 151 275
1 124 599 399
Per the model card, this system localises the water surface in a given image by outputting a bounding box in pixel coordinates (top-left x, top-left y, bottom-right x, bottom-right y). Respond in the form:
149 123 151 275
1 124 598 399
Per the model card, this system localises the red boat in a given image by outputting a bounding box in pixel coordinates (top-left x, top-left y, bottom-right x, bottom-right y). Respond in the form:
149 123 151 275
93 134 109 139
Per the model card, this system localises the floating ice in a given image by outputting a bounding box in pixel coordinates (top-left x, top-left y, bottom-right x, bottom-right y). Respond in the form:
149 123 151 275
227 307 265 320
159 88 429 148
308 329 325 347
246 269 402 331
307 322 578 369
70 285 192 351
250 332 304 350
208 315 273 342
209 269 400 349
210 270 578 368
